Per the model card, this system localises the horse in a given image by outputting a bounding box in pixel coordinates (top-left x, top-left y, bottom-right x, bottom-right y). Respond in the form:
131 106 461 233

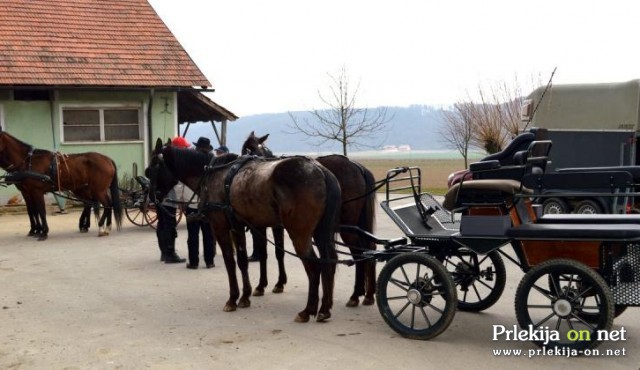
0 131 123 240
146 138 342 322
241 131 378 306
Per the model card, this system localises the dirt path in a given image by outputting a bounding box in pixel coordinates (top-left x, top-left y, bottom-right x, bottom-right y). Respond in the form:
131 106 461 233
0 206 638 369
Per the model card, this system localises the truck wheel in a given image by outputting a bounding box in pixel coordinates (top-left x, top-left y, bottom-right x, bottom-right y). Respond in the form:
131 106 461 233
575 200 603 214
542 198 568 214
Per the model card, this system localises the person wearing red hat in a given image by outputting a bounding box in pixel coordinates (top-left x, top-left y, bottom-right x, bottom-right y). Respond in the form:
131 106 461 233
154 136 189 264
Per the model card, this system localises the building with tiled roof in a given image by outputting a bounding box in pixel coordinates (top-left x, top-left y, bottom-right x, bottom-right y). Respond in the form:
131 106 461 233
0 0 236 201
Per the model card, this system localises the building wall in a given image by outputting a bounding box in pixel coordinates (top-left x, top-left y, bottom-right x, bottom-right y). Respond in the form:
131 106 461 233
0 89 178 203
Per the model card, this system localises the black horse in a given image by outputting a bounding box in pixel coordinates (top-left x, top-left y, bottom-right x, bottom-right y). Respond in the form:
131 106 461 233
146 139 342 322
241 131 378 306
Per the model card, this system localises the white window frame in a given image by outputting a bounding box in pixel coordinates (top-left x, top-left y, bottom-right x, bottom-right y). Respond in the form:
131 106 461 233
59 103 144 144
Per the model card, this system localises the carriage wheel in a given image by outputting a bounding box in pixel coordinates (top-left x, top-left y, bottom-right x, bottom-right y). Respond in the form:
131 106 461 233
444 250 506 312
515 259 613 351
547 273 627 320
144 204 159 229
376 253 457 340
125 206 148 227
542 197 569 214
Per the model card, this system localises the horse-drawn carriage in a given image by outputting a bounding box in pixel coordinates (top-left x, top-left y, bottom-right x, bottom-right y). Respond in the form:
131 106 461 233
147 133 640 353
366 150 640 351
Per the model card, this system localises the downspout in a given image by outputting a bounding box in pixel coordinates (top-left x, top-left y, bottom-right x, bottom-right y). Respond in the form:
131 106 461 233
147 88 154 155
49 90 57 150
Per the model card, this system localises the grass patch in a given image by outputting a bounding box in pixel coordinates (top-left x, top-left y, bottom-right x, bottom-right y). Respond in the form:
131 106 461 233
355 158 466 196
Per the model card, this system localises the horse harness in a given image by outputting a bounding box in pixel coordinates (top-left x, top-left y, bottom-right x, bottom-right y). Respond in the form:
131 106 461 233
200 155 257 232
3 149 80 194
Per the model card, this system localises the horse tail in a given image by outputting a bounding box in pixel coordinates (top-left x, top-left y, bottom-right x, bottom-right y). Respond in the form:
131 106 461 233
360 165 377 238
110 160 123 231
314 167 342 259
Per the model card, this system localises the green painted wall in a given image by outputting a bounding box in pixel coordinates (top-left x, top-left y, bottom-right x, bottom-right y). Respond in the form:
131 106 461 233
0 89 179 203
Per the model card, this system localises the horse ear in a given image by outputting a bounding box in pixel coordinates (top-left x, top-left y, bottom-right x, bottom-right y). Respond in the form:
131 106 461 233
258 134 269 144
154 138 163 153
249 131 255 138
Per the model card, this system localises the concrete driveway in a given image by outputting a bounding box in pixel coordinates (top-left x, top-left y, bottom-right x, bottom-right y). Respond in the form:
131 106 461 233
1 203 639 369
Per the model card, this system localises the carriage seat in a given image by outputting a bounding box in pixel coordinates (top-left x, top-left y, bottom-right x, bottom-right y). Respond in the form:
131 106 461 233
443 179 529 211
506 223 640 240
537 214 640 224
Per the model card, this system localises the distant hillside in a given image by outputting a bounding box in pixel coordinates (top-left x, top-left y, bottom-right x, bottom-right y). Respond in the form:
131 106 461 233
183 104 450 155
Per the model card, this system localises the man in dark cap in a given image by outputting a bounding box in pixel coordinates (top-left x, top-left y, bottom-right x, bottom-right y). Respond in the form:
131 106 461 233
214 145 229 156
193 137 213 152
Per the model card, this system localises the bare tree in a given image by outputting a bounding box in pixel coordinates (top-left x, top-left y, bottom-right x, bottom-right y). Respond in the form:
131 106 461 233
442 75 541 156
288 67 391 156
440 102 474 167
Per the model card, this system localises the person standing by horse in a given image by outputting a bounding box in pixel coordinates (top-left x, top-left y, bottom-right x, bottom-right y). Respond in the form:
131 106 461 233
153 136 189 264
185 137 217 269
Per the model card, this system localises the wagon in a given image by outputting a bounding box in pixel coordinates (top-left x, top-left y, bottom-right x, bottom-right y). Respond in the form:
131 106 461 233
362 153 640 351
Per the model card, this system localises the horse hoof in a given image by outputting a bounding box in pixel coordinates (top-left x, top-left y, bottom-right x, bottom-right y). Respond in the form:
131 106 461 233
362 297 375 306
272 286 284 294
316 312 331 322
295 312 310 323
345 298 359 308
37 235 48 241
98 231 108 237
79 228 89 233
223 304 237 312
238 298 251 308
252 288 265 297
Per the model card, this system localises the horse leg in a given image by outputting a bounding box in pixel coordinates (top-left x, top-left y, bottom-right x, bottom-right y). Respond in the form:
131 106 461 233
79 206 91 232
315 233 337 322
95 194 112 236
362 241 377 306
273 226 287 293
215 226 241 312
23 193 38 236
250 227 269 296
341 233 366 307
232 229 252 308
290 236 321 323
35 194 49 241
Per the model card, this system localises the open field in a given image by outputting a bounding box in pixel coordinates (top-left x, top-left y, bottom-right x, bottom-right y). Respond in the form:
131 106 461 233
355 158 466 195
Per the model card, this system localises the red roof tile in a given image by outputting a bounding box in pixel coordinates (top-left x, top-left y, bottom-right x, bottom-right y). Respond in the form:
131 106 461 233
0 0 211 88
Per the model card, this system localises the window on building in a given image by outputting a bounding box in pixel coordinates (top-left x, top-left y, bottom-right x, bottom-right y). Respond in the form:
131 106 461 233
62 107 142 142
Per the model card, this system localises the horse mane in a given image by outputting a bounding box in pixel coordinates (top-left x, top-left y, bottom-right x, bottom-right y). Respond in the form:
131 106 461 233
164 146 239 177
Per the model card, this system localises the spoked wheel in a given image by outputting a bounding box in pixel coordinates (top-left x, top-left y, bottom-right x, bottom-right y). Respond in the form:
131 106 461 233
125 205 149 226
144 203 159 229
376 253 457 340
444 250 506 312
145 204 183 230
548 273 627 320
515 259 614 351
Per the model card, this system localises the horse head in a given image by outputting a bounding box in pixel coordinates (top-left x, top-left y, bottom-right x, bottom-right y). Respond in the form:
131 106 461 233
241 131 273 157
145 138 179 204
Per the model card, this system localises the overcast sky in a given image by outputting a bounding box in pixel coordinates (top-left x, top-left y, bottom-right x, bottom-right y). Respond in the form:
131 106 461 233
148 0 640 117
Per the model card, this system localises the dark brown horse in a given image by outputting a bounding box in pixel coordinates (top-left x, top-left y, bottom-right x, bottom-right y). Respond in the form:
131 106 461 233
146 139 341 322
0 131 122 240
241 131 378 306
